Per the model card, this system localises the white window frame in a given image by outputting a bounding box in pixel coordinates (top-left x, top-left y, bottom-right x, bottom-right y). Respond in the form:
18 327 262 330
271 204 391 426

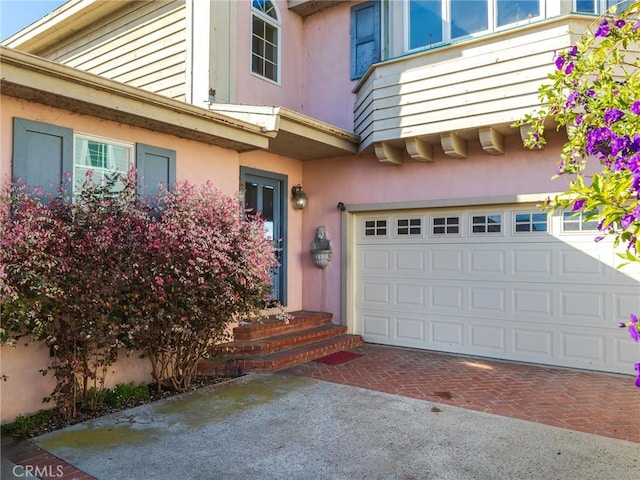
363 218 390 238
73 133 134 194
251 0 281 85
470 212 504 236
430 214 462 237
513 211 549 235
395 216 423 237
561 210 600 233
403 0 544 53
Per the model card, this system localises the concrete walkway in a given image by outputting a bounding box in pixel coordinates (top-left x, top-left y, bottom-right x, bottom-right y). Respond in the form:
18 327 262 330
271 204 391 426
20 373 640 480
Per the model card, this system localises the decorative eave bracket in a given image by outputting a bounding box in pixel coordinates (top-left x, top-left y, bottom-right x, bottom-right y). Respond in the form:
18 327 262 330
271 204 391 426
374 142 404 165
440 132 467 159
405 138 434 162
479 127 504 155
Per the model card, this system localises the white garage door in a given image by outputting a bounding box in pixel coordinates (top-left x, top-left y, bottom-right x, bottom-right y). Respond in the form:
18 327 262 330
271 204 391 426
355 204 640 374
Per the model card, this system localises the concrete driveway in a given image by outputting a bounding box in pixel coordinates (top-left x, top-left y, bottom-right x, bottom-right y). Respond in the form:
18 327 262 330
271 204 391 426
28 373 639 480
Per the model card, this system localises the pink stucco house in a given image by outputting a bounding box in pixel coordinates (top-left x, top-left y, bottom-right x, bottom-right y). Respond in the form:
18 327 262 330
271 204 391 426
1 0 639 421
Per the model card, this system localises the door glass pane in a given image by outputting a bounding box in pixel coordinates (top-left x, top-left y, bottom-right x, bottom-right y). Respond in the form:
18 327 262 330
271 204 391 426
244 182 258 216
262 185 274 239
451 0 487 39
409 0 443 49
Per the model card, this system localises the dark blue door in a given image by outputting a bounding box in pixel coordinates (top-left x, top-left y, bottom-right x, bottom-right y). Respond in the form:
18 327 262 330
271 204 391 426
242 169 287 305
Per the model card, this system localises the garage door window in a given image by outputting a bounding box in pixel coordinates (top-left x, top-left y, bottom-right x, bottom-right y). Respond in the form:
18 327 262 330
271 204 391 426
365 219 388 237
471 214 502 234
514 212 548 233
397 218 422 236
432 216 460 235
562 210 599 232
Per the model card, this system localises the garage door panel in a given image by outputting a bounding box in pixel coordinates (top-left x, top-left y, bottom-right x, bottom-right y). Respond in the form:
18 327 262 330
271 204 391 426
559 290 605 324
512 328 554 357
430 284 465 311
469 286 506 314
560 330 607 364
362 313 390 339
469 324 507 352
361 249 391 272
511 249 553 277
396 316 426 343
512 288 554 320
396 250 426 272
431 320 464 346
614 337 640 367
396 283 426 308
559 248 607 278
469 249 506 276
614 292 640 323
362 282 390 304
355 206 640 374
430 249 465 274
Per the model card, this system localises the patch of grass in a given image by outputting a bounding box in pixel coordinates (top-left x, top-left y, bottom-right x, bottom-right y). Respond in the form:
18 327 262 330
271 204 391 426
101 382 150 408
1 409 58 438
2 376 229 438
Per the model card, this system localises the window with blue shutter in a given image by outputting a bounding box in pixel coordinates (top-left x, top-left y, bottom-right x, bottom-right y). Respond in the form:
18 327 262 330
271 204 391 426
12 118 176 200
351 1 381 80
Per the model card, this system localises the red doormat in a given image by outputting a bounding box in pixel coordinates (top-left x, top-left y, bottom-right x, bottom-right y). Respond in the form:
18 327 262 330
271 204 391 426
314 351 364 365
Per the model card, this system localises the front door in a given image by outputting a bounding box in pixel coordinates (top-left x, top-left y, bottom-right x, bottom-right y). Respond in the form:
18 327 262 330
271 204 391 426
241 168 287 305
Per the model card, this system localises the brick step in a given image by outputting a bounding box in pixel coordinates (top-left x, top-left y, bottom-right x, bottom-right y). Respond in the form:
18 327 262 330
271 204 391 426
198 334 364 377
233 310 333 341
212 324 348 356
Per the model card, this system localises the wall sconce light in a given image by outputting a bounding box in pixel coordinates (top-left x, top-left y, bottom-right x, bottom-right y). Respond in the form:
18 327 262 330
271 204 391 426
291 184 308 210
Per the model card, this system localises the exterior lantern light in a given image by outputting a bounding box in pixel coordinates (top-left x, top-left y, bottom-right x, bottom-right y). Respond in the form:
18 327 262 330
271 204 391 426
291 184 308 210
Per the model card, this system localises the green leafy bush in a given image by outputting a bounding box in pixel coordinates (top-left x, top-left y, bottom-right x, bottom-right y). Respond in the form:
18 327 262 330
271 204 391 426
101 382 150 408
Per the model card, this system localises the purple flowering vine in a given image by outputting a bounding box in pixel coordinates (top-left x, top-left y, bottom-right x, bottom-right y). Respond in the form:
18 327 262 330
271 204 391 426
517 2 640 387
595 18 610 37
603 108 624 125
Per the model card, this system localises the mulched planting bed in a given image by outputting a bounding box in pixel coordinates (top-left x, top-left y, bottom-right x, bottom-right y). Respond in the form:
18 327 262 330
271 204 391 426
2 375 234 439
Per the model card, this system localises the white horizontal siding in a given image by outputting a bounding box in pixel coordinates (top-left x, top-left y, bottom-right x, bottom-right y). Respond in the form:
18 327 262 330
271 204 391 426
354 17 594 149
41 1 187 101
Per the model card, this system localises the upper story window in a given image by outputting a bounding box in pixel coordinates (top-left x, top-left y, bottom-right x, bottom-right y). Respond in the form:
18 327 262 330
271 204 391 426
407 0 541 51
74 134 133 193
575 0 633 14
251 0 280 83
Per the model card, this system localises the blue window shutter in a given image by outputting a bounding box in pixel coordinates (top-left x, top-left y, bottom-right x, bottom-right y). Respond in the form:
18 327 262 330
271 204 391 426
351 1 381 80
135 143 176 198
12 117 73 197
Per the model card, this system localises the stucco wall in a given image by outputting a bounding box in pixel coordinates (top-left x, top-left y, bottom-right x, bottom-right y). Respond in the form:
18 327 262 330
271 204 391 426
233 0 356 132
300 2 356 131
234 0 305 111
300 132 573 324
0 96 241 194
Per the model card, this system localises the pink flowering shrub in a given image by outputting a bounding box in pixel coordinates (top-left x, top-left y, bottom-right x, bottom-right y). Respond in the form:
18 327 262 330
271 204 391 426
0 173 149 418
0 171 278 417
127 181 278 392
